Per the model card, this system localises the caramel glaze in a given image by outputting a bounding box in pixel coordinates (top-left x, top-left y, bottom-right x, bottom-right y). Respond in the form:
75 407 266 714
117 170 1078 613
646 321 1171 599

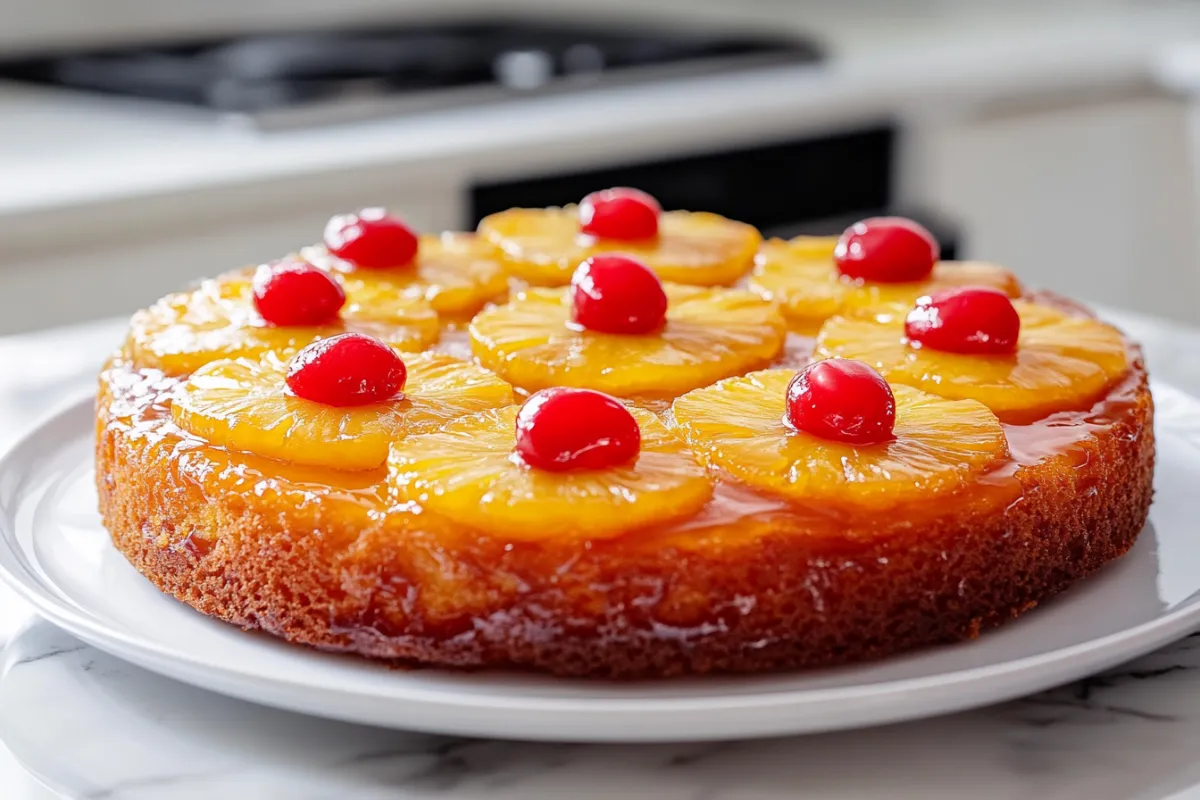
95 296 1155 678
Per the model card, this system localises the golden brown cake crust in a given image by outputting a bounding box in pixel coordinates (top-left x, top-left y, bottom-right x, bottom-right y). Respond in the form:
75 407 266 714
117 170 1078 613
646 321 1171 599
95 357 1155 678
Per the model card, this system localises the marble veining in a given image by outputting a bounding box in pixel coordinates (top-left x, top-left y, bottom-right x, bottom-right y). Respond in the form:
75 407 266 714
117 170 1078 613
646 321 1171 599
4 619 1200 799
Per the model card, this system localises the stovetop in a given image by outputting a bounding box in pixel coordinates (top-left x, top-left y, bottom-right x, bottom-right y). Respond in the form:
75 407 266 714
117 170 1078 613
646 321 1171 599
0 20 823 130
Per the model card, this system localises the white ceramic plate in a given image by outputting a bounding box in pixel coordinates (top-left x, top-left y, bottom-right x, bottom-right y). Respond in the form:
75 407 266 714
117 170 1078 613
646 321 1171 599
1 388 1199 743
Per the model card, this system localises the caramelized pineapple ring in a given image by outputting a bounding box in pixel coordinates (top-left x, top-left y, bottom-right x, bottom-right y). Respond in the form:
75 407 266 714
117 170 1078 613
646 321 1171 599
389 406 713 539
671 370 1006 508
478 206 760 287
171 352 513 471
469 284 786 398
749 236 1022 334
301 232 508 318
127 274 439 376
816 302 1129 423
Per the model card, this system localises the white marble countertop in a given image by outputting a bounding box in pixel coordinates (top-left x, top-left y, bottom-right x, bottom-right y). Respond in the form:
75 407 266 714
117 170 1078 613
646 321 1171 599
3 307 1200 799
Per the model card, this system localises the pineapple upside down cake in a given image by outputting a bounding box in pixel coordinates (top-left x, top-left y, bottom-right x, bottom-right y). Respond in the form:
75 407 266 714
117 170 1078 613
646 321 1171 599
96 191 1154 678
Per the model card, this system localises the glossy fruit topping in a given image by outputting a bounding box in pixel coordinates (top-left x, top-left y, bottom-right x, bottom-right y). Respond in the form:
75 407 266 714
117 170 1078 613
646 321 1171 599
570 254 668 335
124 274 439 377
479 205 760 286
285 333 406 407
748 235 1022 335
785 359 896 445
251 260 346 327
515 387 641 471
834 217 939 283
579 187 661 240
390 405 711 539
470 284 786 397
816 301 1128 423
905 287 1021 355
672 369 1004 508
324 208 419 269
172 351 512 471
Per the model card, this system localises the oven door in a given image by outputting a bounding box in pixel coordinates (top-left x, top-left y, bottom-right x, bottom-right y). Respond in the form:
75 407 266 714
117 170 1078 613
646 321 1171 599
471 126 958 258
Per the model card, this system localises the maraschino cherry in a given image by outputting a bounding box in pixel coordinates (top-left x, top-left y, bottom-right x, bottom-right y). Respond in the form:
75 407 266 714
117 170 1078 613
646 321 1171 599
786 359 896 445
252 260 346 327
286 333 407 407
905 287 1020 355
324 208 419 269
515 387 641 472
579 187 660 240
571 254 668 335
834 217 939 283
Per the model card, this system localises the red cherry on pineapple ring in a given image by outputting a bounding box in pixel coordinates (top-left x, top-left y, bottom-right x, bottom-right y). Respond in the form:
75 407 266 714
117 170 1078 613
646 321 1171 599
571 254 668 335
905 286 1021 355
834 216 939 283
252 260 346 327
515 387 641 472
786 359 896 446
285 333 407 407
579 187 661 240
323 208 419 269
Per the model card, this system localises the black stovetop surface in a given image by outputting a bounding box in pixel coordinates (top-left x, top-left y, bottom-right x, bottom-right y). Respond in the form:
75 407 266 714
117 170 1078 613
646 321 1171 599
0 20 823 127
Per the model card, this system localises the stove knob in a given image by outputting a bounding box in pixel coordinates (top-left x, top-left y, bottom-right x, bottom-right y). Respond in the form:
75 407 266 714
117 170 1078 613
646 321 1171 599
493 50 554 90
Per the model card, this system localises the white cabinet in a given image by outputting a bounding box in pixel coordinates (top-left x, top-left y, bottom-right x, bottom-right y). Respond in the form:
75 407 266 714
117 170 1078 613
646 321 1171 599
908 94 1200 323
0 169 463 335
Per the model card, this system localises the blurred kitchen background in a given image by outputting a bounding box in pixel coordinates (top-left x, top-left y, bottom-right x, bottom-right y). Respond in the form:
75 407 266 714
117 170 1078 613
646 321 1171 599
4 0 1200 334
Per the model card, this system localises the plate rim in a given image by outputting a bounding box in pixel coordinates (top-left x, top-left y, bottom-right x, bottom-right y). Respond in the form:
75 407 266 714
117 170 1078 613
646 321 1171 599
2 387 1199 740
